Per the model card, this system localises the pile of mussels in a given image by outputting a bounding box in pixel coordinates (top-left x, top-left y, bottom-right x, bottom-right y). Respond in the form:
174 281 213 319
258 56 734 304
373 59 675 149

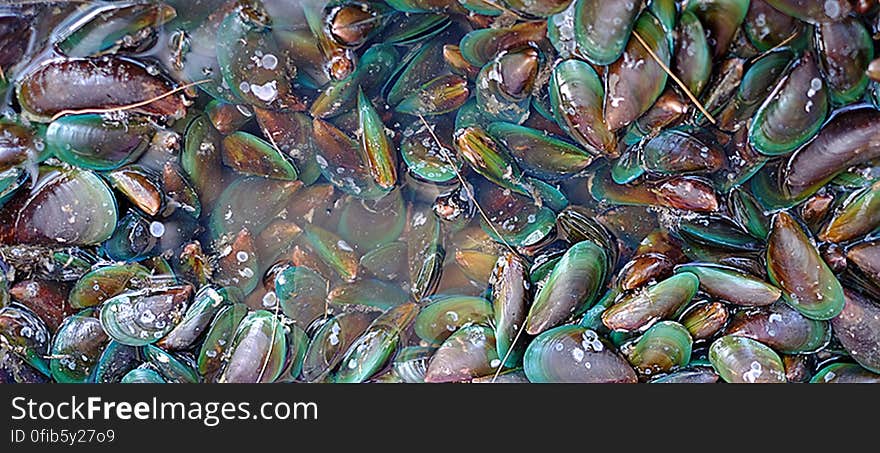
1 0 880 384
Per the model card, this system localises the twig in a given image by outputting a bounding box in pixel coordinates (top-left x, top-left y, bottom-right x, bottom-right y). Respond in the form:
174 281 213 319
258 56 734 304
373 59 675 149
49 79 210 121
632 30 717 125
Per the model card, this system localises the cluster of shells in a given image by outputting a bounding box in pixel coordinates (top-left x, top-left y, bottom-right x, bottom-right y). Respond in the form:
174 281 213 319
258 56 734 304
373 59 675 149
1 0 880 384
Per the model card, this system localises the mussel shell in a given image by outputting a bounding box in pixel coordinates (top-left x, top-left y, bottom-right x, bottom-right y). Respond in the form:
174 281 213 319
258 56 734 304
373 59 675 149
749 52 828 156
763 0 852 24
487 122 594 181
143 344 198 383
676 263 781 307
708 335 787 383
744 0 805 52
17 56 186 122
197 302 249 381
335 303 418 383
274 265 328 328
604 12 669 132
328 279 410 311
727 303 831 354
819 180 880 243
679 301 729 341
766 212 845 320
424 324 500 383
814 18 874 104
602 272 700 332
526 240 606 335
623 321 693 377
414 295 493 345
685 0 749 57
523 325 637 383
158 286 233 351
810 362 880 383
490 252 529 366
831 289 880 373
99 285 192 346
302 311 377 382
549 58 617 156
0 304 51 376
93 341 140 383
69 263 152 309
782 107 880 201
221 131 298 180
215 6 301 110
1 168 117 247
46 114 153 171
572 0 639 66
218 310 287 383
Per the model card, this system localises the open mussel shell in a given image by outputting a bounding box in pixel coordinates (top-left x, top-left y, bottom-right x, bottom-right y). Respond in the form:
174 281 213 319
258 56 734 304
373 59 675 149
526 240 606 336
767 212 845 320
99 285 192 347
523 325 637 383
93 341 141 383
0 304 51 377
218 310 287 383
676 263 781 307
708 335 787 383
414 295 493 345
727 302 831 354
602 272 700 332
831 289 880 373
622 321 693 378
424 324 500 383
0 168 117 247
